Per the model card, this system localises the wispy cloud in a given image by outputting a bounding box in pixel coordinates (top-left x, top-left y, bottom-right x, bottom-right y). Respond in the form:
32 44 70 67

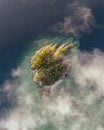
52 1 96 36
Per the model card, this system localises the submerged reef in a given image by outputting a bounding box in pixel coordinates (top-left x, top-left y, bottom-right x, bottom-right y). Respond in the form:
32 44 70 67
30 42 76 88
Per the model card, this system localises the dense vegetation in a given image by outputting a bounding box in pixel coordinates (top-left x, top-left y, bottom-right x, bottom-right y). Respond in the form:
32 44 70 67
30 43 75 86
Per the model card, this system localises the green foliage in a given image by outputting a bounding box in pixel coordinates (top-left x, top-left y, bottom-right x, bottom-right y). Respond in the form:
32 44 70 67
30 43 75 86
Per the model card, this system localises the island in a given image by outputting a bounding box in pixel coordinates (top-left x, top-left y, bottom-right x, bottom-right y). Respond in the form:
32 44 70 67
30 42 76 92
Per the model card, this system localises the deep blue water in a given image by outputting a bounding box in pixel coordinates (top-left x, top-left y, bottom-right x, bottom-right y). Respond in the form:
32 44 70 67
0 2 104 85
80 28 104 51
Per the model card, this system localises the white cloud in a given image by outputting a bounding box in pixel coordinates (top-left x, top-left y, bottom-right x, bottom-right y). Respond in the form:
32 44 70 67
1 68 20 104
11 67 20 78
52 1 96 36
71 49 104 95
1 49 104 130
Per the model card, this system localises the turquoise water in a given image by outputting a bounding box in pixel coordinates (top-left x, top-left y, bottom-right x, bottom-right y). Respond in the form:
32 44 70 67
17 35 104 130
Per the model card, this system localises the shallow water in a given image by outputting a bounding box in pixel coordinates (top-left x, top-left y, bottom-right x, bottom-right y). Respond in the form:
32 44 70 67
1 35 104 130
